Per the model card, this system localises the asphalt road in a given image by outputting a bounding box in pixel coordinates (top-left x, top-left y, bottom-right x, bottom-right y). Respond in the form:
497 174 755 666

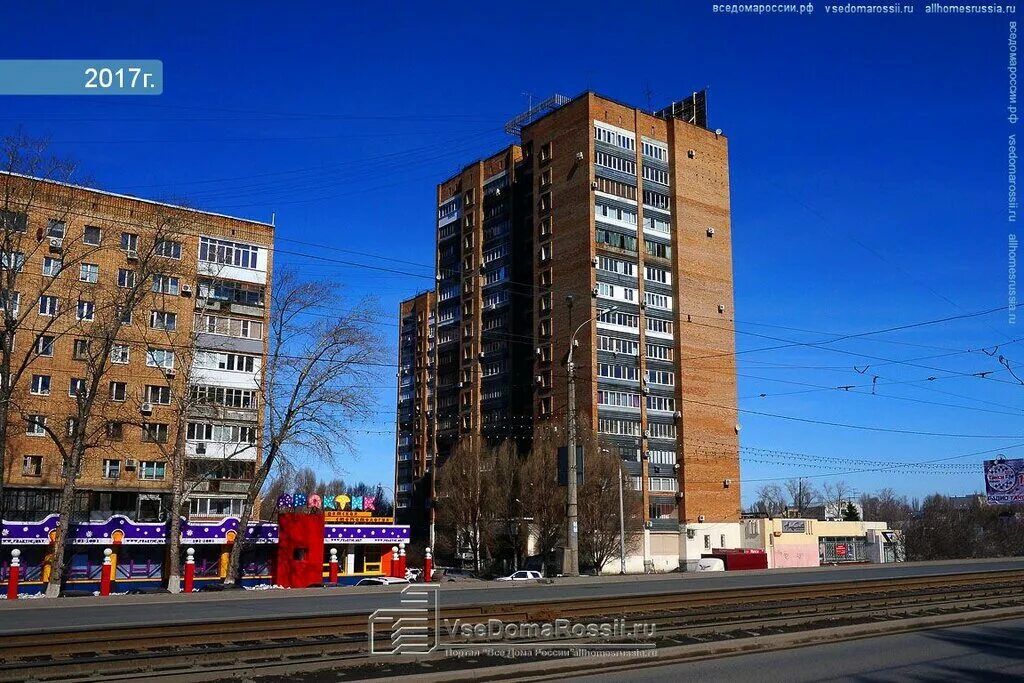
1 557 1021 635
561 616 1024 682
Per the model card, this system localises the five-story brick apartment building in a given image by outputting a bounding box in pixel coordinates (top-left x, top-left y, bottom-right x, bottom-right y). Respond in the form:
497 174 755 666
398 91 741 571
1 173 273 524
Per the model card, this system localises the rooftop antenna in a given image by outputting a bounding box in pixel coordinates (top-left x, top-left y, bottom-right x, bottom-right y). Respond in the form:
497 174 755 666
270 211 276 226
522 92 533 113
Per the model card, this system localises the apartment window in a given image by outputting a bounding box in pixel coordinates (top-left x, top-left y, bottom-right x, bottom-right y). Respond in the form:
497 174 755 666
0 290 19 318
1 251 25 272
595 151 636 175
79 263 99 283
117 268 136 288
72 338 90 359
704 535 712 549
139 461 166 480
646 318 674 337
109 381 127 402
119 307 133 326
648 422 678 439
83 226 102 246
102 459 121 479
594 123 636 151
194 314 264 340
463 189 474 207
38 295 58 316
152 274 180 295
197 278 264 307
111 343 130 364
647 395 676 412
26 415 46 436
597 311 640 330
197 351 255 372
155 239 182 259
68 378 88 398
120 232 138 252
645 239 672 259
597 256 637 277
598 363 640 381
106 421 124 441
540 269 552 287
643 190 670 210
596 282 636 303
539 243 552 261
646 343 673 361
0 210 27 233
146 348 175 369
76 300 95 321
539 192 552 212
30 374 51 395
539 217 552 238
598 417 641 436
539 142 552 162
645 292 672 311
191 385 257 409
595 227 637 253
645 265 671 284
539 319 551 338
642 140 668 161
42 257 62 277
595 201 638 226
643 214 671 235
22 455 42 477
649 476 678 492
597 335 639 355
649 449 676 465
150 310 177 331
187 422 257 444
141 423 169 443
646 369 676 386
36 335 54 357
598 389 641 409
145 385 172 405
199 236 260 269
540 168 552 187
47 220 65 238
642 166 669 185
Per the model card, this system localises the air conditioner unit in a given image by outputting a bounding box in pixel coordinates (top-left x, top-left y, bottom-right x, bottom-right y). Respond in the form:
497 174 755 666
591 181 599 190
697 514 706 523
643 429 651 438
644 521 653 529
165 368 177 378
706 227 715 237
723 479 732 488
591 286 599 296
124 459 137 470
686 528 696 539
181 284 193 296
126 249 139 260
140 402 153 415
575 151 585 161
673 463 680 472
48 238 63 251
591 256 598 266
535 375 543 385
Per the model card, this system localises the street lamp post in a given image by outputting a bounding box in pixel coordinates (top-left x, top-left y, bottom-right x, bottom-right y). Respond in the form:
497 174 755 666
565 304 618 577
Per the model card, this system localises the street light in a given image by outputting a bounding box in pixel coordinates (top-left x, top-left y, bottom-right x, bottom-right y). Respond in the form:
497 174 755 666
565 304 618 577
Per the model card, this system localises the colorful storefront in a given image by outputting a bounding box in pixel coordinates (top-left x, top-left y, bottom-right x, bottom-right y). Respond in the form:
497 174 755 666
0 513 410 594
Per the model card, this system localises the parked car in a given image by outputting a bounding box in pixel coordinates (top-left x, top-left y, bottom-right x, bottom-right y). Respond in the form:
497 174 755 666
495 570 543 582
355 576 410 586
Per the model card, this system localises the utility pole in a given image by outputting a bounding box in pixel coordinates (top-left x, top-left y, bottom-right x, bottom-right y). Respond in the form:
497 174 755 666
618 466 626 575
565 303 618 577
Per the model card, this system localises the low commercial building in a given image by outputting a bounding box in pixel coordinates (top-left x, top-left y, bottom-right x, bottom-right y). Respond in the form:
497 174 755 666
740 517 899 568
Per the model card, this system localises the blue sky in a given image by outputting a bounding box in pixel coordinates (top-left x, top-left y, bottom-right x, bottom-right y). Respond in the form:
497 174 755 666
1 2 1018 505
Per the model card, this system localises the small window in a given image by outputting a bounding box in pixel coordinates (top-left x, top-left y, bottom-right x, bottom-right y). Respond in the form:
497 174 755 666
141 423 169 443
150 311 177 331
83 226 101 246
30 374 51 395
121 232 139 252
42 257 62 277
72 338 90 360
106 421 124 442
22 455 42 476
155 239 182 259
79 263 99 283
540 217 552 237
109 381 127 402
0 210 27 233
540 168 552 187
102 459 121 479
539 192 552 212
46 220 65 239
111 344 130 364
76 300 95 322
145 385 172 405
704 535 711 549
36 335 55 357
139 461 166 480
26 415 46 435
38 295 59 316
69 378 87 397
540 142 552 162
117 268 136 288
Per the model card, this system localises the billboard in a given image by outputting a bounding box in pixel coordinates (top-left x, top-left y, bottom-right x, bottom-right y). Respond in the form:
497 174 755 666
983 459 1024 504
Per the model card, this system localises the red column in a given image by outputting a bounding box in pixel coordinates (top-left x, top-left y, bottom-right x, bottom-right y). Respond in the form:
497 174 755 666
329 548 339 585
6 549 21 600
100 548 112 596
184 547 195 593
398 543 407 579
390 546 399 578
424 546 432 583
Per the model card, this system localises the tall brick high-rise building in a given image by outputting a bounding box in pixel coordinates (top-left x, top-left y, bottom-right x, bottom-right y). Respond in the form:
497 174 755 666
397 91 740 570
1 173 273 524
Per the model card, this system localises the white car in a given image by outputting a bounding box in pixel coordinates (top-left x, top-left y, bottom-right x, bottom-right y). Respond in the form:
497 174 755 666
495 570 543 581
355 576 410 586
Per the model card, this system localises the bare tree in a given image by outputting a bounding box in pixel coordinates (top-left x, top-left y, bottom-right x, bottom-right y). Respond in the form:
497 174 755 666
822 480 856 520
784 478 818 516
223 269 384 585
750 483 787 517
435 436 485 571
577 429 642 573
481 440 526 572
0 137 92 505
859 487 913 527
41 207 187 597
520 424 565 574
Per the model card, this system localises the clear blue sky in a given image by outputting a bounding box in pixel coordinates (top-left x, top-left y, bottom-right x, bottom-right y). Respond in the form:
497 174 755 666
2 2 1017 505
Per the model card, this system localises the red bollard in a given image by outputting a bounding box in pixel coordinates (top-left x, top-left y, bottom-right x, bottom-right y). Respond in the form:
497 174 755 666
7 549 21 600
184 547 195 593
424 546 432 583
329 548 339 585
390 545 399 578
398 543 407 579
100 548 112 596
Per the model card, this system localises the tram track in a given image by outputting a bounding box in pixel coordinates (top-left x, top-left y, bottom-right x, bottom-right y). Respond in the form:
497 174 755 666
3 568 1024 682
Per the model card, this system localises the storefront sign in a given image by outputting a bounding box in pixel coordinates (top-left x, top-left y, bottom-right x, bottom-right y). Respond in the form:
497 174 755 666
835 543 848 557
323 511 394 524
781 520 807 533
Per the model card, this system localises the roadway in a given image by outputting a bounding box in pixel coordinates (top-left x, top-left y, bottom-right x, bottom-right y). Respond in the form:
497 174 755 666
0 557 1021 635
560 616 1024 682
